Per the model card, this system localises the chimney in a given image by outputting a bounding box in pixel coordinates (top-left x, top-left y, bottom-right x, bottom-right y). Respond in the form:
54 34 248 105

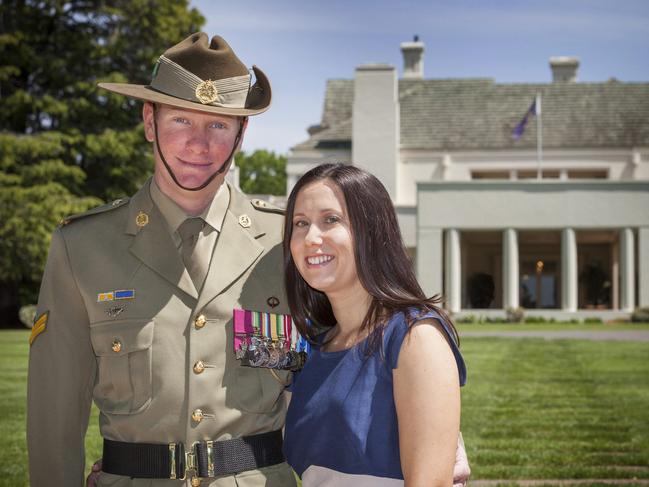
550 57 580 83
401 35 425 79
352 64 399 200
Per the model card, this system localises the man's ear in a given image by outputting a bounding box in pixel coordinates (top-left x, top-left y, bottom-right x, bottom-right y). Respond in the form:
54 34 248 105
142 102 155 143
236 116 249 151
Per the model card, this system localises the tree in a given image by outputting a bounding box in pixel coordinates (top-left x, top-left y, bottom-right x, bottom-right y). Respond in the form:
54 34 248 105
235 150 287 196
0 0 205 325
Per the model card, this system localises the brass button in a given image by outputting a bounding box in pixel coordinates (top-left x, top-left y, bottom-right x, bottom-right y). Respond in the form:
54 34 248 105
191 477 201 487
194 314 206 329
191 408 204 423
193 360 205 374
111 339 122 353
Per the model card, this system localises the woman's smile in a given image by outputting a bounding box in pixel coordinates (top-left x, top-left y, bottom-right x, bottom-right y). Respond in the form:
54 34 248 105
305 254 335 267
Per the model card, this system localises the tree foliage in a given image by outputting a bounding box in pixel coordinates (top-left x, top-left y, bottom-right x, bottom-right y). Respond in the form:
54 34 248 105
235 149 287 196
0 0 204 323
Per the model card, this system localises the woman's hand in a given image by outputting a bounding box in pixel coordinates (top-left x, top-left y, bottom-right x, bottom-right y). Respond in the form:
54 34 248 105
453 432 471 487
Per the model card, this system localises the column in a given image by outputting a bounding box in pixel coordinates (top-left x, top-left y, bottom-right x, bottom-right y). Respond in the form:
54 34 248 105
639 228 649 308
502 228 519 309
417 228 444 298
612 241 619 310
561 228 578 311
620 228 635 312
445 229 461 313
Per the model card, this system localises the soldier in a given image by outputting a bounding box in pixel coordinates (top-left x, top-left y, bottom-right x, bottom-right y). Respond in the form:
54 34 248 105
27 33 470 487
28 32 294 487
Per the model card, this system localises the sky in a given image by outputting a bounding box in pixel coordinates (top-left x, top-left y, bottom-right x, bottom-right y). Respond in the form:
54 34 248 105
190 0 649 155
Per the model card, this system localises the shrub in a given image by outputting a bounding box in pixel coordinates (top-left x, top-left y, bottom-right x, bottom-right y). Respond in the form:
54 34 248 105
456 315 476 324
584 317 604 324
485 316 507 324
631 307 649 323
505 307 524 323
524 315 547 324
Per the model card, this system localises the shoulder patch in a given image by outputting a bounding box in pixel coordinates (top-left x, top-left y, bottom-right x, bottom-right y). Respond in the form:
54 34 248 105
59 197 130 227
250 198 285 215
29 311 49 346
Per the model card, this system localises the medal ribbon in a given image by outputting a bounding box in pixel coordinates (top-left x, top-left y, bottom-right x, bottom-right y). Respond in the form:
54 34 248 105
233 309 307 353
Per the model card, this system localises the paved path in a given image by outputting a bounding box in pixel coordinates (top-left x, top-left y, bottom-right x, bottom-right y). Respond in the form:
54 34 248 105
460 330 649 342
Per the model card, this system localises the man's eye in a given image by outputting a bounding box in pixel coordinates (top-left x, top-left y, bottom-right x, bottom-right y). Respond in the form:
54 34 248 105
210 122 226 129
173 117 190 125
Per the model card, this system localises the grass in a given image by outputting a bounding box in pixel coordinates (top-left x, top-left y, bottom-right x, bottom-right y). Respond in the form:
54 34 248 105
0 330 102 487
458 322 649 332
460 336 649 481
2 327 648 486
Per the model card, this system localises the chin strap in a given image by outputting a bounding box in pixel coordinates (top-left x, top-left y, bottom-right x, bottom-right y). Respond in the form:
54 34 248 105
151 104 246 192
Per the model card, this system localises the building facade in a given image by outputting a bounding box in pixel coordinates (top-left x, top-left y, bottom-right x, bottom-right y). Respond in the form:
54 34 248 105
287 39 649 318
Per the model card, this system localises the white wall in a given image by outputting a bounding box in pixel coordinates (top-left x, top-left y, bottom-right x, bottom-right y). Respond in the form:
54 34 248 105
417 181 649 230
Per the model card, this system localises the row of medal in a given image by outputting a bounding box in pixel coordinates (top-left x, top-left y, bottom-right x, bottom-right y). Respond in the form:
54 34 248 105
235 337 308 371
233 309 311 370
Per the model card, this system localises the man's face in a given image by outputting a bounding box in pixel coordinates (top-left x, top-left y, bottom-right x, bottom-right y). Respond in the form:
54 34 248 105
143 102 247 197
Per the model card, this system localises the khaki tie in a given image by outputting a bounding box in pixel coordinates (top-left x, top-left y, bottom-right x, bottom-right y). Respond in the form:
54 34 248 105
178 217 208 292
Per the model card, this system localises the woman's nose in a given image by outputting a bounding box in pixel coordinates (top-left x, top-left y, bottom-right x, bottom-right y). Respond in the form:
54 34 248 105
305 225 323 245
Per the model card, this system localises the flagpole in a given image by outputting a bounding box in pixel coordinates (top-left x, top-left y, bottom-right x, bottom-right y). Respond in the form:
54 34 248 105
536 92 543 180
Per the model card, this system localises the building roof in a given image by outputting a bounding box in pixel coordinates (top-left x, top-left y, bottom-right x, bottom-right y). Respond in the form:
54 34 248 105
294 78 649 151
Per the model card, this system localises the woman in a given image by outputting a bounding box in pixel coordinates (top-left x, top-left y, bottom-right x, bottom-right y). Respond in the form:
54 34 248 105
282 163 467 487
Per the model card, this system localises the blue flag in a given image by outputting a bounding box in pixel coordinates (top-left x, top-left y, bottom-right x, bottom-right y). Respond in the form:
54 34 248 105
512 100 537 140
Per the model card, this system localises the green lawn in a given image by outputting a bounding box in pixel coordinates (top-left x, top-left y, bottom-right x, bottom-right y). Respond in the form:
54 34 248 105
0 330 102 487
458 322 649 332
460 336 649 481
2 327 648 486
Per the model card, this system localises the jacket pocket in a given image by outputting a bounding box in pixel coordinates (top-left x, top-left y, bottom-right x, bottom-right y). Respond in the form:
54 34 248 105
90 318 154 415
233 366 288 414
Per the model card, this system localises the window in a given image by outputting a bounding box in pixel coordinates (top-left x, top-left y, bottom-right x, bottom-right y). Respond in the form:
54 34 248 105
567 170 607 179
471 171 510 180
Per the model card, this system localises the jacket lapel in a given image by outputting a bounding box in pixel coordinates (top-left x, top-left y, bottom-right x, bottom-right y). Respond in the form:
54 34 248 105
196 185 265 311
126 180 198 300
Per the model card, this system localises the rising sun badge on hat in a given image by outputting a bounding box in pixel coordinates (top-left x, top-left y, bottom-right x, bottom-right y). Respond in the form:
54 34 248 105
195 79 219 104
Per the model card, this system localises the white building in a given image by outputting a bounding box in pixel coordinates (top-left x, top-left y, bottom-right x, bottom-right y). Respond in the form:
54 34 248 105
287 39 649 319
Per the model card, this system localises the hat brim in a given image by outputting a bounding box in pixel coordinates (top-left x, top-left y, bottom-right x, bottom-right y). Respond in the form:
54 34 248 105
98 65 271 116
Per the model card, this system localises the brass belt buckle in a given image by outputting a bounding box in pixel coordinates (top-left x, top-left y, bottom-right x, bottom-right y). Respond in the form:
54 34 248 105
169 441 190 480
206 440 215 477
170 440 213 483
185 443 196 473
169 442 179 479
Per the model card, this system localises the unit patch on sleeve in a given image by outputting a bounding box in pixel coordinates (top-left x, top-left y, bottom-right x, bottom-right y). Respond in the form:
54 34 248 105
29 311 49 346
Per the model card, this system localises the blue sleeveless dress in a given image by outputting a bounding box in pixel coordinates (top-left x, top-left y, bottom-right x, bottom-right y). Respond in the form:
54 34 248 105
283 309 466 485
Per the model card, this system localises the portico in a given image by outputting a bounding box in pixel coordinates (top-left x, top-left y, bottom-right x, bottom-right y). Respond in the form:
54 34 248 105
417 181 649 318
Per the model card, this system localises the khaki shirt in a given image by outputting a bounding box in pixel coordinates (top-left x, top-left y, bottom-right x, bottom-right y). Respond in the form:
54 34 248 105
27 179 296 487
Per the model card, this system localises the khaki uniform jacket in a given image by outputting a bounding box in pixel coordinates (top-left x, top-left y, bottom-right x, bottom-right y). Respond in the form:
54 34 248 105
27 180 296 487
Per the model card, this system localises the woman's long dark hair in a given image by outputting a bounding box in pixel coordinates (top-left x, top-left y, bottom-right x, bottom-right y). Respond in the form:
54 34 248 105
283 163 458 354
